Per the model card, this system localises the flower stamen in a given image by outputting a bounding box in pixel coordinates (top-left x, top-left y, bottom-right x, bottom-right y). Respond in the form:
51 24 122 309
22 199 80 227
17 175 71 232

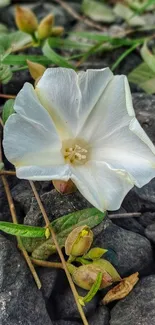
64 143 88 165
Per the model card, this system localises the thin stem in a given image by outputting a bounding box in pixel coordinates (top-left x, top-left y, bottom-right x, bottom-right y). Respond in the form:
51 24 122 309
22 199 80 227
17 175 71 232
0 94 16 99
0 170 16 176
1 175 41 289
29 180 89 325
109 212 141 219
31 258 63 269
12 43 33 53
53 0 106 32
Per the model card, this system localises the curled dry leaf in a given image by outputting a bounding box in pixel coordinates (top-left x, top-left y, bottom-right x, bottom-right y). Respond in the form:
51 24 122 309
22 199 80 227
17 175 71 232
102 272 139 305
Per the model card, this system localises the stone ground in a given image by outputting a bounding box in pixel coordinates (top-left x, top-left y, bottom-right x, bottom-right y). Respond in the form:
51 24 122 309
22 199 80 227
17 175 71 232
1 1 155 325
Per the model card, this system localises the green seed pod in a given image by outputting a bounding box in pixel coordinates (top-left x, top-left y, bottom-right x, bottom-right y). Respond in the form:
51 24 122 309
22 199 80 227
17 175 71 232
72 264 113 290
65 225 93 257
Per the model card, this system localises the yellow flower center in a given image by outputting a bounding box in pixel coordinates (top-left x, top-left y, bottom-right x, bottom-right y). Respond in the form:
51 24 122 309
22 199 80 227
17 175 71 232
62 139 89 165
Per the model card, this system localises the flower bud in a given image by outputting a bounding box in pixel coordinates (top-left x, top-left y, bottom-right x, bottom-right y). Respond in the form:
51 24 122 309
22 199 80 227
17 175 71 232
27 60 46 81
93 259 121 282
72 264 113 290
51 26 64 37
65 225 93 257
38 14 54 40
53 179 76 195
15 6 38 35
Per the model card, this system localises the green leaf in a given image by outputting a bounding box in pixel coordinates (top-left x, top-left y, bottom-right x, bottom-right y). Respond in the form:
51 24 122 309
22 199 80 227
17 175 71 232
111 43 139 71
140 42 155 73
82 0 115 23
0 23 8 34
128 62 155 94
0 31 31 53
3 54 51 66
84 247 108 260
49 37 91 51
2 99 15 124
93 259 121 282
114 3 145 26
81 272 102 304
71 32 144 47
0 162 4 170
0 222 46 238
43 39 75 69
22 208 106 259
0 64 12 84
0 0 10 7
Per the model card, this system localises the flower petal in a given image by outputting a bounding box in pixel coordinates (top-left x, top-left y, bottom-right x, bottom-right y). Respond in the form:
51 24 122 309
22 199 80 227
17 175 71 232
70 162 133 212
16 165 70 181
14 82 59 136
79 75 135 142
92 118 155 187
36 67 113 138
3 113 64 168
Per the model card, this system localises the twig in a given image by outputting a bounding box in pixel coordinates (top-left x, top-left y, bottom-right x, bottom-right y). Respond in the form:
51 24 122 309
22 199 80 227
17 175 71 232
1 175 41 289
31 258 63 269
29 180 89 325
109 212 141 219
53 0 106 32
0 170 16 176
0 94 16 99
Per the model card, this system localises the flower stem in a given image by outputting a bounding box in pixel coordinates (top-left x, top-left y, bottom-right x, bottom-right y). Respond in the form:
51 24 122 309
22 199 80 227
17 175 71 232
0 94 16 99
29 180 89 325
1 175 41 289
0 170 16 176
31 258 63 269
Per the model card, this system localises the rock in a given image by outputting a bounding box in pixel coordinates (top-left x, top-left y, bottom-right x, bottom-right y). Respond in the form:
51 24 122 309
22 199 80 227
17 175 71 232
110 208 145 235
53 321 80 325
0 234 53 325
11 180 53 215
94 218 154 277
2 70 33 96
137 212 155 228
24 189 91 226
145 223 155 243
133 93 155 145
37 267 60 300
53 305 109 325
122 179 155 213
50 273 99 321
110 275 155 325
88 305 109 325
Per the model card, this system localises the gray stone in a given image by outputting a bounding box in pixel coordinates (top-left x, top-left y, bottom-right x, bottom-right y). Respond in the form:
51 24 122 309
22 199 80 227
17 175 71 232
53 321 80 325
51 283 99 321
110 275 155 325
94 218 154 277
53 305 109 325
110 208 145 235
122 179 155 214
38 267 60 300
88 305 109 325
145 223 155 243
138 212 155 228
0 234 52 325
24 189 91 226
133 93 155 145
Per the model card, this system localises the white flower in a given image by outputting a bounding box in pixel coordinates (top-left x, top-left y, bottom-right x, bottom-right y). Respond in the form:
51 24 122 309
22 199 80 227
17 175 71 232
3 67 155 212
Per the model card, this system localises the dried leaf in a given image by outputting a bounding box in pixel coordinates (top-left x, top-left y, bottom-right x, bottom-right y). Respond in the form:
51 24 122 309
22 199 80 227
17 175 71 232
102 272 139 305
